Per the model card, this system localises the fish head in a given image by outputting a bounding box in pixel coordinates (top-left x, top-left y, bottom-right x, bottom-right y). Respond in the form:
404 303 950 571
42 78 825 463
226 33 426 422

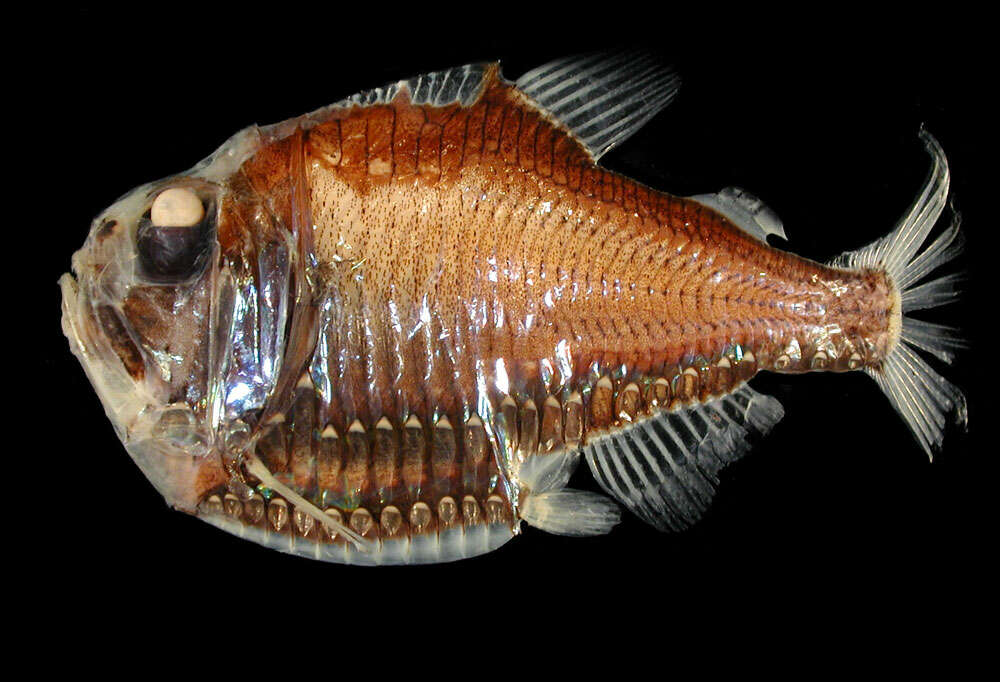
60 127 295 512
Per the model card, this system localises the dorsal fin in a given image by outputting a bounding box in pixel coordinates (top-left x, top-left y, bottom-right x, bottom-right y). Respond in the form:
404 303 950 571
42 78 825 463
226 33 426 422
582 385 784 532
301 55 677 164
515 52 681 161
690 187 788 243
334 62 495 108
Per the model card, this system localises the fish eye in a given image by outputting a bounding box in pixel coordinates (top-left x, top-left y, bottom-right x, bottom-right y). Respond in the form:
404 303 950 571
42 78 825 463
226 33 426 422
136 187 213 281
151 187 204 227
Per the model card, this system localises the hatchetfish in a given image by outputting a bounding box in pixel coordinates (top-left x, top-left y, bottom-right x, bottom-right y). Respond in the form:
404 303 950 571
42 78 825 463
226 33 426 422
60 53 966 564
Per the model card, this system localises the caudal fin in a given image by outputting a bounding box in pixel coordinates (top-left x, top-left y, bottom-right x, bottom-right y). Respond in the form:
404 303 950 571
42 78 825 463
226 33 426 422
830 130 967 458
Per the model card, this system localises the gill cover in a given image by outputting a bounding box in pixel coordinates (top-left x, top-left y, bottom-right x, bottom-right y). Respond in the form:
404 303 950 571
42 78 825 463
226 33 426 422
59 124 300 510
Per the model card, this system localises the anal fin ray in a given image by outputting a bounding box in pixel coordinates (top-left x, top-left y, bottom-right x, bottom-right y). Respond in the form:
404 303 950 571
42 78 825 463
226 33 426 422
583 385 784 532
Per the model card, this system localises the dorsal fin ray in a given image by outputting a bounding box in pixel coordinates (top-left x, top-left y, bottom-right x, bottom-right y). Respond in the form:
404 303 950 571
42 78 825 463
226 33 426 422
515 51 681 161
582 385 784 532
300 54 678 164
335 62 494 109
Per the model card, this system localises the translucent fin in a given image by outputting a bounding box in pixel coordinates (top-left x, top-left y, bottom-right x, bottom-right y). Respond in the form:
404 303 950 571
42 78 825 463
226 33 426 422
900 318 967 364
895 211 964 291
867 344 967 456
690 187 787 243
830 130 953 282
515 51 680 161
331 62 492 108
829 130 967 459
582 385 784 532
901 272 965 312
517 449 580 495
521 489 622 536
307 54 679 162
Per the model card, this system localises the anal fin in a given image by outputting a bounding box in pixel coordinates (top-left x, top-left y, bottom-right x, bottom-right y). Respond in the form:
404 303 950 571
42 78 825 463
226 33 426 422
583 385 784 532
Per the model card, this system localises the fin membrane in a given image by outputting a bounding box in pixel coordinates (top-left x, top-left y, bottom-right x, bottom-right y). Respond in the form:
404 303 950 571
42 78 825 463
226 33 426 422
690 187 787 243
521 489 622 537
516 446 622 536
517 448 580 496
516 51 680 161
334 62 492 109
829 130 967 458
582 385 784 532
323 53 680 162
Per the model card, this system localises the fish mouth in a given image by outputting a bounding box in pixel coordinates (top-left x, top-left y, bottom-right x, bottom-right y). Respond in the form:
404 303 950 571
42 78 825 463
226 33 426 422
61 270 227 511
60 268 159 439
60 271 140 441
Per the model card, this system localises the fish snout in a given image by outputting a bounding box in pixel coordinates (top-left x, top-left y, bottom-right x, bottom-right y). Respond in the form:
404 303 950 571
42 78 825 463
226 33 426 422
61 182 228 510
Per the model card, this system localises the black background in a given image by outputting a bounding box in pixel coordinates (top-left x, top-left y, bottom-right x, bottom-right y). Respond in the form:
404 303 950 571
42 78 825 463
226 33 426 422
34 9 991 640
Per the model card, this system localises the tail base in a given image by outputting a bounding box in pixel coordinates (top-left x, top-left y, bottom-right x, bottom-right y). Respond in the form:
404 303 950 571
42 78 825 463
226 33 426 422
829 130 967 458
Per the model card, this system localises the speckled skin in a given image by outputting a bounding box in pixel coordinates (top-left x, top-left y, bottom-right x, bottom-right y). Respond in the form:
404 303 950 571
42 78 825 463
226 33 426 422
201 69 896 529
240 73 890 411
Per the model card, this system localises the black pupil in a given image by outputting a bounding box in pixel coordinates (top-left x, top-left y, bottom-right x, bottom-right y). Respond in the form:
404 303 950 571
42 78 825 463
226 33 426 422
136 200 212 281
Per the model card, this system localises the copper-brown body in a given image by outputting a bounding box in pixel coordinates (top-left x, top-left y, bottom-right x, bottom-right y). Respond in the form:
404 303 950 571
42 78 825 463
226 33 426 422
182 69 896 532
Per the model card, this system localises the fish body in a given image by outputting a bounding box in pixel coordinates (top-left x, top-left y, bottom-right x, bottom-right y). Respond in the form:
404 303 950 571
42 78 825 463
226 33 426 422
61 54 966 564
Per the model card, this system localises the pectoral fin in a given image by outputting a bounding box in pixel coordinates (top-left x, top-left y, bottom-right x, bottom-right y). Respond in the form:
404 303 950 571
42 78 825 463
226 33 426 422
521 489 622 537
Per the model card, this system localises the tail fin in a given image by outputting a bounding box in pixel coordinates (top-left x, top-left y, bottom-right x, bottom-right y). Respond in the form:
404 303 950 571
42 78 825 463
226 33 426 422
829 130 967 458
